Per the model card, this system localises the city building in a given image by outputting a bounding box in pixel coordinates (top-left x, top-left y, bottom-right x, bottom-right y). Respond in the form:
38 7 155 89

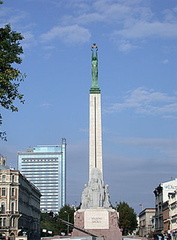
139 208 155 237
154 178 177 235
18 138 66 213
168 191 177 239
162 200 170 236
0 155 41 240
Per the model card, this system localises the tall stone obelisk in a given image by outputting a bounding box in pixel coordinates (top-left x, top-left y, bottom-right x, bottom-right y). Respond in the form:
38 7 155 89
72 44 122 240
89 43 103 181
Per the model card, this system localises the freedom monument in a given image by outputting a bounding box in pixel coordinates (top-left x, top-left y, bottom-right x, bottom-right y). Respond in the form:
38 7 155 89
72 44 122 240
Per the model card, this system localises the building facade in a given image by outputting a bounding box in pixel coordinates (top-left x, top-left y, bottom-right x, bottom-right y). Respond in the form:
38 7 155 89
154 179 177 235
0 157 41 240
163 200 170 236
139 208 155 237
18 138 66 213
168 191 177 239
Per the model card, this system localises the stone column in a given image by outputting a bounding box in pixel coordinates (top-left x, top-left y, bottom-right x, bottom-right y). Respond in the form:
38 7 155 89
89 93 103 181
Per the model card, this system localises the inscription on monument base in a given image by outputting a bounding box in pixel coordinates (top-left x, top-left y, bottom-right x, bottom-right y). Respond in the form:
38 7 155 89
84 209 109 229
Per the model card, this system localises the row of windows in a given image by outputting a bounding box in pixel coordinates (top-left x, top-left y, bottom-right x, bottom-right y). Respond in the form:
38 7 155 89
22 169 58 172
1 188 15 197
25 177 59 180
25 174 58 181
21 164 59 167
0 217 16 227
0 202 16 214
40 192 59 195
40 189 58 192
21 161 58 164
21 165 59 169
21 159 59 163
26 180 58 184
40 191 59 195
22 174 58 177
41 195 58 199
1 174 16 183
28 180 58 183
37 186 58 189
41 197 58 200
32 182 59 185
21 165 59 168
41 201 58 204
41 200 58 204
38 186 58 189
21 167 64 171
21 158 58 164
21 169 58 172
21 168 59 172
41 203 58 206
40 190 58 193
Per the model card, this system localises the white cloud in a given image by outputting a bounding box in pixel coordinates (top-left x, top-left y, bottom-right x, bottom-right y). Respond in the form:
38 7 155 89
162 59 169 64
21 31 36 49
71 13 104 25
114 39 140 52
40 24 91 44
54 0 177 51
39 103 53 108
106 87 177 118
2 0 177 52
0 6 28 27
93 1 132 22
114 21 177 39
163 8 177 23
107 137 177 166
114 137 176 148
62 0 150 26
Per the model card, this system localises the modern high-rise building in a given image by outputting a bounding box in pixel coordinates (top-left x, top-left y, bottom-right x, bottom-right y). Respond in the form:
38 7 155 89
18 138 66 213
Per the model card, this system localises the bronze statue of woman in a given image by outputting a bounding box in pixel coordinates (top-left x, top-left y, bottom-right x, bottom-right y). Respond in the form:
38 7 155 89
91 44 98 88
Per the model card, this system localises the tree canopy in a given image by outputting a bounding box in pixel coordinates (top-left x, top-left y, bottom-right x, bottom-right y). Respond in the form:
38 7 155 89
40 205 75 237
116 201 138 235
0 22 25 140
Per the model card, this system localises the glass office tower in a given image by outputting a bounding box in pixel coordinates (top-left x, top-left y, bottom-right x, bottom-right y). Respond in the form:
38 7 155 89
18 138 66 213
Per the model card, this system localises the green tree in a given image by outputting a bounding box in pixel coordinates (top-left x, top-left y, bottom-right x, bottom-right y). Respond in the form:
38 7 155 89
40 205 75 237
56 204 75 235
0 21 25 140
116 201 137 235
40 212 58 236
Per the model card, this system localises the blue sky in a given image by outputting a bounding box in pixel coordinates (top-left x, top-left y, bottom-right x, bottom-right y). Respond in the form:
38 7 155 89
1 0 177 214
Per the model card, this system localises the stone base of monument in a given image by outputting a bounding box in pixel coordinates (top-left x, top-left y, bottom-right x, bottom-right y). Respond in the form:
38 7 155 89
72 208 122 240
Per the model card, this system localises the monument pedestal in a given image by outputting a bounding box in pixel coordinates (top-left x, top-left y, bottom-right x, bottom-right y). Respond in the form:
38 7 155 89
72 208 122 240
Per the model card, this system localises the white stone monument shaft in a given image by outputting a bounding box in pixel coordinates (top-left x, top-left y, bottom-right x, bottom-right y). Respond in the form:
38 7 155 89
89 93 103 181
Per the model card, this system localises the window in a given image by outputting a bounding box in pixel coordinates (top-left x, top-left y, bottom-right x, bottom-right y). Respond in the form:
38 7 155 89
10 217 15 227
2 218 6 227
1 188 5 196
2 175 6 182
11 202 14 214
1 203 5 214
0 217 6 227
11 188 15 197
12 175 15 182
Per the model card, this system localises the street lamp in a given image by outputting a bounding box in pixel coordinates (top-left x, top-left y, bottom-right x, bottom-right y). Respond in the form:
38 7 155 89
64 211 69 235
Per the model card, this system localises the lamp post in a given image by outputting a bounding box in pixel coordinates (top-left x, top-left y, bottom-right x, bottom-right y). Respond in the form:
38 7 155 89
64 211 69 235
